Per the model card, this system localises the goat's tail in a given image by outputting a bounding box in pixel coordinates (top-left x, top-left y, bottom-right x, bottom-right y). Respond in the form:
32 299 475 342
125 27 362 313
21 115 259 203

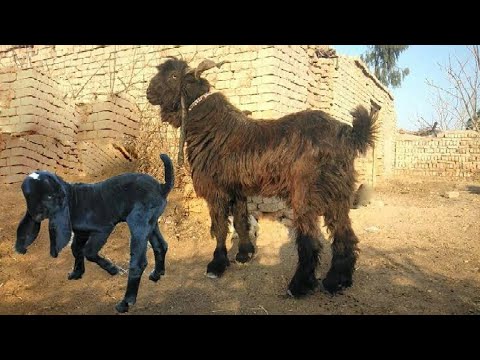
349 105 378 155
160 154 174 195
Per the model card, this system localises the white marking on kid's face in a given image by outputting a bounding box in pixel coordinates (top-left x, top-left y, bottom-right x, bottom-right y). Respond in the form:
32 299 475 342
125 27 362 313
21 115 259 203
28 172 40 180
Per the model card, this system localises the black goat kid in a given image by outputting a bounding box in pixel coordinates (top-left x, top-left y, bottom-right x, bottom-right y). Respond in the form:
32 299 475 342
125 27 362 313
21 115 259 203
15 154 174 313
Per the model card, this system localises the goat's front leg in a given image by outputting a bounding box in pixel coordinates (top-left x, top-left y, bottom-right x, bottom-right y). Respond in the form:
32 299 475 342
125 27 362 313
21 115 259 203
68 231 89 280
206 193 231 278
232 195 255 263
83 228 119 276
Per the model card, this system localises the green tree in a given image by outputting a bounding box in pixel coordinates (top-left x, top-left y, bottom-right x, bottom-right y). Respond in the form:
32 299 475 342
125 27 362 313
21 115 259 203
361 45 410 88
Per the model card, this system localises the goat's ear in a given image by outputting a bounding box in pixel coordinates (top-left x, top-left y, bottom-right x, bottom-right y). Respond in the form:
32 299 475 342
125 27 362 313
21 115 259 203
15 211 41 254
48 202 72 258
47 181 72 258
191 59 228 79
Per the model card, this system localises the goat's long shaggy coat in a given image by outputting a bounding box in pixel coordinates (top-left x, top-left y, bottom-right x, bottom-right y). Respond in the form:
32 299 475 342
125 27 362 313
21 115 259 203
147 58 377 296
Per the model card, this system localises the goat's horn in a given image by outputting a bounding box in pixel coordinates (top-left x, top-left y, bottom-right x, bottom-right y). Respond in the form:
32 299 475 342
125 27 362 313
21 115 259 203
156 56 179 70
189 50 198 63
164 51 184 61
191 59 228 79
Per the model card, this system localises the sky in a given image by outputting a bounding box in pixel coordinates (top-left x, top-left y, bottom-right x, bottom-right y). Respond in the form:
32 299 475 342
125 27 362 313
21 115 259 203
333 45 473 130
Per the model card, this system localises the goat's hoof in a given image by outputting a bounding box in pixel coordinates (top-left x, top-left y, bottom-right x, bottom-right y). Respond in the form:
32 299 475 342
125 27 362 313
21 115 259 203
149 271 162 282
287 278 319 298
206 272 219 279
235 251 254 264
206 257 229 278
68 271 83 280
15 246 27 255
115 300 129 313
107 266 119 276
322 274 352 294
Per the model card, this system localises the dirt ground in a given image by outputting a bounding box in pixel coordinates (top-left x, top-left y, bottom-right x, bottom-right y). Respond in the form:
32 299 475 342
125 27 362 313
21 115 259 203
1 174 479 315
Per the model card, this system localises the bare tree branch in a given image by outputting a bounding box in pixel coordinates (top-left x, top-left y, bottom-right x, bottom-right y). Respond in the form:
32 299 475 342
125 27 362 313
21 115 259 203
423 45 480 131
446 56 474 120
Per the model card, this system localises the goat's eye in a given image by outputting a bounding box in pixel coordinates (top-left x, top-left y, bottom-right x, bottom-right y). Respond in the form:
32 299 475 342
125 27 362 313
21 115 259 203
46 195 52 200
171 74 177 79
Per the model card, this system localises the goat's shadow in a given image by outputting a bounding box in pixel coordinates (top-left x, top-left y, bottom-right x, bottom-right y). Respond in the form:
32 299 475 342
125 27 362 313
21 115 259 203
466 185 480 195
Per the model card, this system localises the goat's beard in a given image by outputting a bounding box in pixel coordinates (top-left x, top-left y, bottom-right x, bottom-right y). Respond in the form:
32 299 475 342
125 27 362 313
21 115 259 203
160 108 183 128
152 88 184 128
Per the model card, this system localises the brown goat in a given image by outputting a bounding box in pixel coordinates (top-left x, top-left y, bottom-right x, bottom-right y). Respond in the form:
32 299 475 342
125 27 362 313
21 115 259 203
147 58 377 297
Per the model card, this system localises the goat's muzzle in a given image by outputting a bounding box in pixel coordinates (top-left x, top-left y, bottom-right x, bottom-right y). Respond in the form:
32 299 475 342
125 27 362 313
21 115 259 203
146 89 158 106
146 81 163 106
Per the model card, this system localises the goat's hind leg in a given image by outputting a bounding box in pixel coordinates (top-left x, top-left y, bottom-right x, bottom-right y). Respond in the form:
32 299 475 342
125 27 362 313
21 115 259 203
322 206 359 294
68 232 88 280
148 223 168 282
84 228 119 276
116 207 152 313
232 195 255 263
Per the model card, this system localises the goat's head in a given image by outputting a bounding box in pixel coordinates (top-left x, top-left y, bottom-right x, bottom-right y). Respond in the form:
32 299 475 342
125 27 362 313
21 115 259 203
146 57 226 128
16 171 72 258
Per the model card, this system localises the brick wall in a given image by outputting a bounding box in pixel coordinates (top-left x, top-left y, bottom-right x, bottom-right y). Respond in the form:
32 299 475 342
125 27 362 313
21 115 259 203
1 45 397 219
395 131 480 178
0 63 140 183
76 94 140 176
0 67 81 183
